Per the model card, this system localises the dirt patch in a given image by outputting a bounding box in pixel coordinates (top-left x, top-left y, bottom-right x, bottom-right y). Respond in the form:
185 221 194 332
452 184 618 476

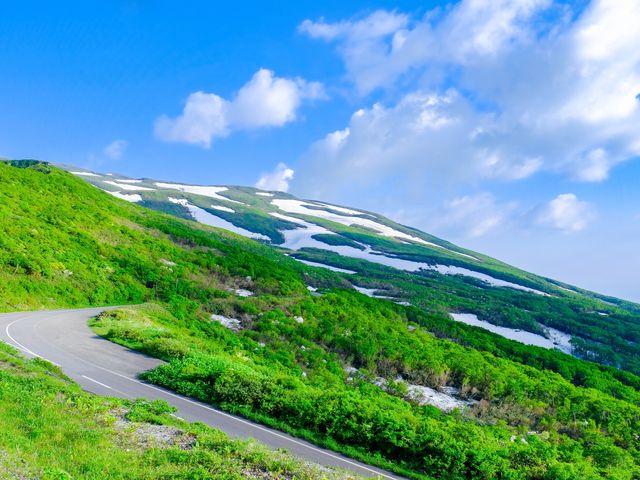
110 408 196 451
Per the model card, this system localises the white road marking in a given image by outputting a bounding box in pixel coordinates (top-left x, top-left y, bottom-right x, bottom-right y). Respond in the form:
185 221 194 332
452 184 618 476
96 365 396 479
5 319 42 358
3 311 398 480
81 375 112 390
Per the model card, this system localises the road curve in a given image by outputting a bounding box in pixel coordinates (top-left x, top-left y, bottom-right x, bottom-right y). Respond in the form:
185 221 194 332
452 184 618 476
0 307 402 479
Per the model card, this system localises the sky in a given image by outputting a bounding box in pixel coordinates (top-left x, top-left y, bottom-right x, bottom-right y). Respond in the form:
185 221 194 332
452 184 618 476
1 0 639 302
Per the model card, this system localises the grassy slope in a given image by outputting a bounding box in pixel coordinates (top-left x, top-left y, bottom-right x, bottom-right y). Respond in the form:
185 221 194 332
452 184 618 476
1 161 640 479
0 342 351 480
71 167 640 376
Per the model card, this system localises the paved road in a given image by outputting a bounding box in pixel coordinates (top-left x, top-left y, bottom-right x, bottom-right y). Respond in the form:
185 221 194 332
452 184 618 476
0 307 402 479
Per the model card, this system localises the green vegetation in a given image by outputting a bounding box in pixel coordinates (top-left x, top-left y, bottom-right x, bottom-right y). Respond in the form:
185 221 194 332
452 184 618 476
311 233 366 250
2 161 640 479
75 167 640 376
0 341 349 480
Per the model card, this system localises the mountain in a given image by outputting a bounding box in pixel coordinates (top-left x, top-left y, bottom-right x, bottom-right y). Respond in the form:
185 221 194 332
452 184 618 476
67 164 640 376
2 159 640 479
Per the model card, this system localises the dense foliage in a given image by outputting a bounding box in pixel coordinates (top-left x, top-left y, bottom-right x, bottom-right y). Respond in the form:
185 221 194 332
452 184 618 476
0 342 343 480
80 166 640 376
2 161 640 479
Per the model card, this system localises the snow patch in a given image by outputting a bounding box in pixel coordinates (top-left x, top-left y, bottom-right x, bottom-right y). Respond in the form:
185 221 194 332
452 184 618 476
155 182 244 204
168 198 269 241
115 179 143 184
71 171 100 177
406 384 474 412
368 374 473 412
104 181 155 191
233 289 254 297
108 191 142 203
352 285 401 302
430 265 550 296
313 202 368 216
211 314 241 331
211 205 235 213
294 258 356 274
275 220 542 295
272 198 477 259
255 192 274 197
450 313 573 355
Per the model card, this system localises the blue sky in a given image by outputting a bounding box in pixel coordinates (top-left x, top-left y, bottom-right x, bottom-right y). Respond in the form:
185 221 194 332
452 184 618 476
2 0 640 301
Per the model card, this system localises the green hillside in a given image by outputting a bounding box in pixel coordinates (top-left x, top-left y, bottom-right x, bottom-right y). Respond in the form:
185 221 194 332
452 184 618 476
2 161 640 479
0 337 351 480
67 165 640 377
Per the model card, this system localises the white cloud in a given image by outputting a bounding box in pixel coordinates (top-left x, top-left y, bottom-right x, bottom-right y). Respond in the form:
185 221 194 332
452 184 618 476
255 163 295 192
155 92 228 147
536 194 596 233
294 90 543 199
103 139 128 160
430 193 518 238
300 1 551 95
155 69 325 148
296 0 640 198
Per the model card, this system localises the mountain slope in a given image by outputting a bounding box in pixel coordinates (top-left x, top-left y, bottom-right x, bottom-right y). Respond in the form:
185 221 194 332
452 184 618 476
68 165 640 376
2 160 640 479
0 332 352 480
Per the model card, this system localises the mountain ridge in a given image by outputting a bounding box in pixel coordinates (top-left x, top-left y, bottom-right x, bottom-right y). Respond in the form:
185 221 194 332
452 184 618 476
59 163 640 368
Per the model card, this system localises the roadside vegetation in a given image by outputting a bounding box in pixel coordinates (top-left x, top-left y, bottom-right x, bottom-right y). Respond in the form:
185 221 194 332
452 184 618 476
1 161 640 479
0 341 351 480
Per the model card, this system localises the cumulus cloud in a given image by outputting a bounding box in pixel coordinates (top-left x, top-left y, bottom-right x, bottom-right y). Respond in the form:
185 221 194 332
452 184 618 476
426 192 595 240
535 194 596 233
295 90 544 198
103 139 128 160
430 193 519 238
155 69 325 148
300 1 551 95
255 163 295 192
295 0 640 199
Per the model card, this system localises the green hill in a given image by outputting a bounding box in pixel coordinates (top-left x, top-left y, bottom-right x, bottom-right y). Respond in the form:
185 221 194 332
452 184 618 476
1 160 640 479
66 164 640 377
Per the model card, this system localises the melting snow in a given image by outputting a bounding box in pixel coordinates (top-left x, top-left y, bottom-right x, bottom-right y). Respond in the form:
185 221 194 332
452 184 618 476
108 191 142 203
71 171 100 177
369 374 473 412
156 182 243 204
312 202 369 216
275 218 542 295
211 314 242 331
430 265 549 296
168 198 269 241
272 198 477 259
353 286 378 297
274 199 431 244
234 289 254 297
450 313 573 354
211 205 235 213
352 285 400 301
294 258 356 274
255 192 274 197
406 384 474 412
115 179 143 184
104 181 155 191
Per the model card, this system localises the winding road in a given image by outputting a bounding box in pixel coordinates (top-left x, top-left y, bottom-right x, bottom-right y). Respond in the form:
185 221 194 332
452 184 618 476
0 307 401 479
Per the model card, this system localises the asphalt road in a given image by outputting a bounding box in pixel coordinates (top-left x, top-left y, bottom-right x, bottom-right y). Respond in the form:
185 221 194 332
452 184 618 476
0 307 402 479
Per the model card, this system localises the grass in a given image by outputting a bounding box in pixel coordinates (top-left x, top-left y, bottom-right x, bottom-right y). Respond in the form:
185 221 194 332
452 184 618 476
0 341 358 480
